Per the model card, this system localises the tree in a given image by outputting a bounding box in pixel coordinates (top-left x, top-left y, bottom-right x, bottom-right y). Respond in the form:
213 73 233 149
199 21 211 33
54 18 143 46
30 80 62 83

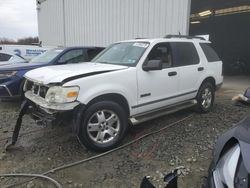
0 37 39 45
17 37 39 45
0 38 16 44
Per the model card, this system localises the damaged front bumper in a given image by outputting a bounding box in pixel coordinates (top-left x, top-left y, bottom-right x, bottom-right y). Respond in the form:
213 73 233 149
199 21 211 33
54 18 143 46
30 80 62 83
5 98 83 150
25 91 80 111
4 91 83 150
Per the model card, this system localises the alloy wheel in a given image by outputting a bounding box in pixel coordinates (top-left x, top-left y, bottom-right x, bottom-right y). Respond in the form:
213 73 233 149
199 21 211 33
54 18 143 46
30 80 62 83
87 110 120 144
201 88 212 109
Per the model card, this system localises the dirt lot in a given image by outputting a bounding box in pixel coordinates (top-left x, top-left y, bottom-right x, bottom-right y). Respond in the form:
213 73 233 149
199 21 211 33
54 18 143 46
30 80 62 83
0 76 249 188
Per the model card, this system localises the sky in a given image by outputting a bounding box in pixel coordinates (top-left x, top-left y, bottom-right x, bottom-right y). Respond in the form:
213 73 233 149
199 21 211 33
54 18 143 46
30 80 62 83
0 0 38 40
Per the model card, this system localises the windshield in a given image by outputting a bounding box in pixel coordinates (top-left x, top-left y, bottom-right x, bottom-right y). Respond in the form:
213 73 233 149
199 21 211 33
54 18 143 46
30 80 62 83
92 42 149 66
9 55 26 63
29 49 63 64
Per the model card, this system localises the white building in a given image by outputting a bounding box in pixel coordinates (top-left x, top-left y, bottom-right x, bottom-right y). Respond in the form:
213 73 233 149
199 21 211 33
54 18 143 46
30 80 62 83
37 0 191 47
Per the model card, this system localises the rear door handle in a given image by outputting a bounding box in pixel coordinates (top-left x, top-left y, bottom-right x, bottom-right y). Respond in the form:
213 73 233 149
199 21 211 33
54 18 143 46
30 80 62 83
168 71 177 77
198 67 204 71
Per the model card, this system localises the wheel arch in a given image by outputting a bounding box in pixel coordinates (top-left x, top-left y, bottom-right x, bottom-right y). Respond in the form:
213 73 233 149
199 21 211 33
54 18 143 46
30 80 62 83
86 93 130 117
200 76 216 89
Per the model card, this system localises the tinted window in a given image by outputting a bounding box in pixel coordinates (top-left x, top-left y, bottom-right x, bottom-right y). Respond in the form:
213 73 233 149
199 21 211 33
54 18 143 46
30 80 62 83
87 48 104 60
200 43 220 62
146 43 172 69
0 53 11 61
59 49 86 64
171 42 200 67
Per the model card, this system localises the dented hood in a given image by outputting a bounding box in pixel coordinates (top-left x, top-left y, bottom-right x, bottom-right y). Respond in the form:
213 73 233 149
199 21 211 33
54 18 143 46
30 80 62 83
24 62 128 85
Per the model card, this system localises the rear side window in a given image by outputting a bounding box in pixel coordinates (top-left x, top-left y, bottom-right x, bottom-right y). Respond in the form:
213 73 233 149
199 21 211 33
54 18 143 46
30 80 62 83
200 43 220 62
171 42 200 67
0 53 11 61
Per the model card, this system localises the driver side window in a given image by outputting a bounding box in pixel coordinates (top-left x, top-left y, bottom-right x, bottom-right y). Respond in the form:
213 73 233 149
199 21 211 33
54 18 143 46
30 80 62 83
58 49 86 64
146 43 172 69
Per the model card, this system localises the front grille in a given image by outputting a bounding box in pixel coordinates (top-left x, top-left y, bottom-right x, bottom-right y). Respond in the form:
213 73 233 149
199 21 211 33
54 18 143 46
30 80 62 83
25 80 49 99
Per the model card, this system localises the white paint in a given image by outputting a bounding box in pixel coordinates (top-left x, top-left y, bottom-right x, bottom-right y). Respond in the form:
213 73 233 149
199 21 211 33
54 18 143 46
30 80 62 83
0 45 52 60
25 37 223 116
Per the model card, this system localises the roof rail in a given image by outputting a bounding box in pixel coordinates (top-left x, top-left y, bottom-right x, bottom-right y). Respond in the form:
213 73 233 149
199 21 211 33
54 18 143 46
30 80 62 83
164 35 205 40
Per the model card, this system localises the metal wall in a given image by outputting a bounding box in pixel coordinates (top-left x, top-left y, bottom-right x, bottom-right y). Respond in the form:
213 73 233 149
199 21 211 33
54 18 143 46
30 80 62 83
37 0 191 47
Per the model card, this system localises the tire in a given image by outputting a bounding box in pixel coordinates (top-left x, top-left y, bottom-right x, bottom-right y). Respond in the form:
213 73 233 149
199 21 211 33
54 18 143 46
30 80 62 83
196 82 215 113
77 101 128 152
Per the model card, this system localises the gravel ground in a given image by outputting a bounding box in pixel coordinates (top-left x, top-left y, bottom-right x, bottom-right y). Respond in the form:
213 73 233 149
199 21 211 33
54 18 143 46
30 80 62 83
0 77 249 188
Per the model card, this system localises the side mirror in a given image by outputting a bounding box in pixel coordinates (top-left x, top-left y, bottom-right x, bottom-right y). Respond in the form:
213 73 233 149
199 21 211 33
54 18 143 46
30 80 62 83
143 60 163 71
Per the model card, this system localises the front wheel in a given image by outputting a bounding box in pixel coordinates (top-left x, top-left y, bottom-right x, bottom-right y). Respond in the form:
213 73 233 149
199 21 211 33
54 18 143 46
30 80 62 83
196 82 215 113
77 101 128 152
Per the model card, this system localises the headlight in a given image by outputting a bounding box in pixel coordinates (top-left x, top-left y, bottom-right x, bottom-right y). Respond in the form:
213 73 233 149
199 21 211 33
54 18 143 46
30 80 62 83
45 86 79 103
0 71 17 78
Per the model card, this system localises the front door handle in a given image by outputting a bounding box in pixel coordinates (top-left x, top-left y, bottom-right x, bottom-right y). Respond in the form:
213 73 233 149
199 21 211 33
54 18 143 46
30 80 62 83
198 67 204 71
168 71 177 77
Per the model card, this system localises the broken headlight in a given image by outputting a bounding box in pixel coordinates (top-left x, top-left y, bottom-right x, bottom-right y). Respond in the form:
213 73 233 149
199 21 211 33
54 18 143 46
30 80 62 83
45 86 79 103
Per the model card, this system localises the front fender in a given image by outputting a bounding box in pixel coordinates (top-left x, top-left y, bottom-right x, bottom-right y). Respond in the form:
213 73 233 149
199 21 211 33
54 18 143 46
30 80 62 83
77 84 135 110
64 68 138 116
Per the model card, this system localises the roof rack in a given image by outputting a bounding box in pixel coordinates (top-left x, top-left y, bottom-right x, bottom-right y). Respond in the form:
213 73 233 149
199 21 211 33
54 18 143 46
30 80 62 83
164 35 205 40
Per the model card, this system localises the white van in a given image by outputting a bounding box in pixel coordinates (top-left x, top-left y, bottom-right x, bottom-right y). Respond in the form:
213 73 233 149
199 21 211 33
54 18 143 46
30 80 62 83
0 45 53 60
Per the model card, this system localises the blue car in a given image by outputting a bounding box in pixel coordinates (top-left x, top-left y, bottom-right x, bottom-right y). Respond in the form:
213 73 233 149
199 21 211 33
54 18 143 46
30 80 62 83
0 46 104 99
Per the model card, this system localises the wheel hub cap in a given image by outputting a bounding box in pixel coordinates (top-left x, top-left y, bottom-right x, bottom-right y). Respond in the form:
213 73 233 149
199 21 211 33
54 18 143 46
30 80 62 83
87 110 120 144
201 88 212 109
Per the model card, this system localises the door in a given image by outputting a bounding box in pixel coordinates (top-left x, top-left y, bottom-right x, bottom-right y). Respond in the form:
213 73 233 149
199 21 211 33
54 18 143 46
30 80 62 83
171 42 202 101
136 43 180 114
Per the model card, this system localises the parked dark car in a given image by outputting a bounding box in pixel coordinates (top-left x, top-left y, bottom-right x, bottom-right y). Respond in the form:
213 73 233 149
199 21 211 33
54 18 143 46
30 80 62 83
0 46 104 99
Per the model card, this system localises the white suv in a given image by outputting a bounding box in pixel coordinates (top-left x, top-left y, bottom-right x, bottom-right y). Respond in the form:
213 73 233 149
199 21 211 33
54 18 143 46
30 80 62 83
24 36 223 151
